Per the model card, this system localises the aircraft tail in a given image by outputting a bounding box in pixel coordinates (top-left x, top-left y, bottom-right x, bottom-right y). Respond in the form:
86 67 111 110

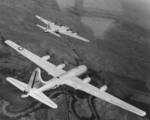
28 68 46 89
21 68 46 98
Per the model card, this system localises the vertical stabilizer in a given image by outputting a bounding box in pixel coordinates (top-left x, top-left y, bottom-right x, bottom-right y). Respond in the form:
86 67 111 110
28 68 45 89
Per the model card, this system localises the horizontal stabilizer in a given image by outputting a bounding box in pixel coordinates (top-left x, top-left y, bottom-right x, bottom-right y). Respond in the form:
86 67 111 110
29 90 57 109
6 77 27 92
6 77 57 109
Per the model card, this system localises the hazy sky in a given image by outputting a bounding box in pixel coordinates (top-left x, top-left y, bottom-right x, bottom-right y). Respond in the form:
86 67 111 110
56 0 150 39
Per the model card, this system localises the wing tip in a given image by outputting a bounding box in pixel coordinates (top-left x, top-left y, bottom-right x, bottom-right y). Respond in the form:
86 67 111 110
6 77 13 81
35 15 40 18
133 110 146 117
140 111 146 117
52 104 58 109
5 40 12 44
48 101 58 109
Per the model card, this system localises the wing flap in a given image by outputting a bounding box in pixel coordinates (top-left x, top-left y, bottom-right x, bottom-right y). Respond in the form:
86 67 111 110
65 77 146 116
6 77 27 92
29 90 57 109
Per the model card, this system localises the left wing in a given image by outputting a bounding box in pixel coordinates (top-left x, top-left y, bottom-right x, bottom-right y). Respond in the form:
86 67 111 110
5 40 65 77
64 77 146 117
59 31 90 42
36 15 50 25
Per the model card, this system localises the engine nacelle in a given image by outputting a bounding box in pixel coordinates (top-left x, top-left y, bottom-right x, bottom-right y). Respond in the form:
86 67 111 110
100 85 107 92
21 93 30 98
57 64 66 69
41 55 50 61
60 65 87 78
83 77 91 83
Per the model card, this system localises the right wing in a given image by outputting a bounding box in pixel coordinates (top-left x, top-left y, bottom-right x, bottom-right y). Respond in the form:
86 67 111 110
59 31 90 42
5 40 65 77
64 77 146 117
29 90 57 109
36 24 61 37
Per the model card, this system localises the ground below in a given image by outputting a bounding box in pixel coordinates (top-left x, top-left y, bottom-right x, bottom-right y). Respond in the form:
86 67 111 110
0 0 149 120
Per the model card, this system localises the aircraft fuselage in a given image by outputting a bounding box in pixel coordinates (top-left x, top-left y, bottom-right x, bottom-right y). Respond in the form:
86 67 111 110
38 65 87 92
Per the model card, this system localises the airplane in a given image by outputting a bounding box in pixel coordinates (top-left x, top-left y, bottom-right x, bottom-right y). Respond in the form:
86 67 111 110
5 40 146 117
35 15 90 42
36 24 61 37
6 67 58 109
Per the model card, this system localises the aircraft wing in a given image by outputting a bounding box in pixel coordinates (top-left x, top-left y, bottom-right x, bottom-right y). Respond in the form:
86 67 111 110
29 90 57 109
36 24 61 37
59 31 90 42
36 15 50 25
64 77 146 117
6 77 27 92
5 40 65 77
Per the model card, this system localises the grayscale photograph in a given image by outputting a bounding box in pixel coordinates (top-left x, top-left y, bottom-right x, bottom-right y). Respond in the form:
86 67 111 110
0 0 149 120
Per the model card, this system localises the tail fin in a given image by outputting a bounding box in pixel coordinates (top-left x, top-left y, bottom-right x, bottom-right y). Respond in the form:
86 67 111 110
28 68 46 89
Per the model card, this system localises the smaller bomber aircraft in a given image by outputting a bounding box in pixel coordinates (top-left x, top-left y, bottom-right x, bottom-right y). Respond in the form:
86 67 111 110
36 15 90 42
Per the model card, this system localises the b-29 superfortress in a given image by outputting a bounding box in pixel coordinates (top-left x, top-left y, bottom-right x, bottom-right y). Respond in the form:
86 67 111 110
5 40 146 117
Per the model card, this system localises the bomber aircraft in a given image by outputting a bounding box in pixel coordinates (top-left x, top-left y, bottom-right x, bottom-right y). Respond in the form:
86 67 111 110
36 15 90 42
5 40 146 117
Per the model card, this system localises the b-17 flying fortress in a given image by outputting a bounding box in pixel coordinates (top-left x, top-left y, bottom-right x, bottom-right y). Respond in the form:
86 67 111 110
36 15 90 42
4 40 146 117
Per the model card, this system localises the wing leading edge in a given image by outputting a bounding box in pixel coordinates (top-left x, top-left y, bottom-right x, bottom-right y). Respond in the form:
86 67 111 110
65 77 146 117
60 31 90 42
5 40 65 77
35 15 50 25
